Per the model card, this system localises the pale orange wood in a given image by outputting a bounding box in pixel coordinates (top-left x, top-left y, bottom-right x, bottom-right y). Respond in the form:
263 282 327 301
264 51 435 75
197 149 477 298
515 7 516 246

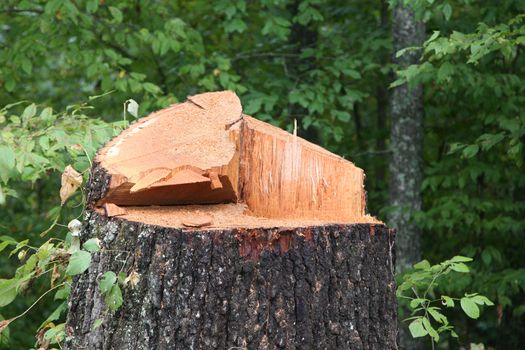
181 213 214 228
103 203 127 217
96 91 242 206
239 116 365 222
94 90 378 226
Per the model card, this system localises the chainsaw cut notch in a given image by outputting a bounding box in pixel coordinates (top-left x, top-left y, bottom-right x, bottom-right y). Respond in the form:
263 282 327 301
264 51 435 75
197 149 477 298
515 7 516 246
92 90 378 226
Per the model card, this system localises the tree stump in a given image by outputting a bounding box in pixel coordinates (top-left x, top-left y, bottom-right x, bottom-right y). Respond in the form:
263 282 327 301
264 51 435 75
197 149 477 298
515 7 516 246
65 91 398 350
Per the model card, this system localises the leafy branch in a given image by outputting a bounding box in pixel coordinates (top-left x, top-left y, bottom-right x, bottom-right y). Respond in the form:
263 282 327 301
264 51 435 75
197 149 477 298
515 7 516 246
398 256 494 348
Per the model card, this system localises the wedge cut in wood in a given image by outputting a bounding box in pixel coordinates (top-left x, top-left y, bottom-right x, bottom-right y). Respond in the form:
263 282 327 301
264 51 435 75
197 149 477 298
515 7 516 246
88 90 378 226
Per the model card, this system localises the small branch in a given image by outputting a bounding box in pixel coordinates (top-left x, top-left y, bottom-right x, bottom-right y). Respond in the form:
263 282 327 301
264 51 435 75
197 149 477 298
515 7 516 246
0 8 43 14
12 283 66 322
351 149 392 158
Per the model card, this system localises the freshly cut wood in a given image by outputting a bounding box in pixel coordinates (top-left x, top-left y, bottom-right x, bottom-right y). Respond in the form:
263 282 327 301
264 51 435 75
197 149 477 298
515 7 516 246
90 90 372 224
67 91 397 350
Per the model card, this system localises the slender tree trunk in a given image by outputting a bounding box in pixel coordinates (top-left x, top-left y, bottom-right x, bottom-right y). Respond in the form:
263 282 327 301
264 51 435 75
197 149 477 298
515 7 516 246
389 4 425 350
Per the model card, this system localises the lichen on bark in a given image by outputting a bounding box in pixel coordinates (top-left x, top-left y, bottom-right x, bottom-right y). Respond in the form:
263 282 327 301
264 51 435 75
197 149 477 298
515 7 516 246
65 211 398 350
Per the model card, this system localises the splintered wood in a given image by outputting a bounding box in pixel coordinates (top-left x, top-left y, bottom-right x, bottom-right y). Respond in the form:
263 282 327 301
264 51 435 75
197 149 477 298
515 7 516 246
95 90 377 226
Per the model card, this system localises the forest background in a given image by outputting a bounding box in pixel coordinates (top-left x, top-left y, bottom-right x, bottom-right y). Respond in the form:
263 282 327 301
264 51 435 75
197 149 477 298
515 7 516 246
0 0 524 349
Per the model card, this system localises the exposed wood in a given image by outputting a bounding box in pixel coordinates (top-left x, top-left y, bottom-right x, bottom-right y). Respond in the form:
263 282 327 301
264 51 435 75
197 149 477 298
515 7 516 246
92 91 374 225
102 203 126 217
240 116 366 222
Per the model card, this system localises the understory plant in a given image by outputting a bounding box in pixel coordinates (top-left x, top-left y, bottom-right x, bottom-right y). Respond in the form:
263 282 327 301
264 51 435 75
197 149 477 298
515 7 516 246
398 256 494 349
0 99 135 348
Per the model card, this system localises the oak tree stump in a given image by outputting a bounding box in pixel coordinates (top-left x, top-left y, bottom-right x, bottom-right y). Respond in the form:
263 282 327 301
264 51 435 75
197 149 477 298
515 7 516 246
65 91 398 350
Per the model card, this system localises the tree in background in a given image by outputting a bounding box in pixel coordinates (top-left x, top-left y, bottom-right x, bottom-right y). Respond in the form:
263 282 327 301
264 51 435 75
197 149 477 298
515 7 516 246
389 1 425 348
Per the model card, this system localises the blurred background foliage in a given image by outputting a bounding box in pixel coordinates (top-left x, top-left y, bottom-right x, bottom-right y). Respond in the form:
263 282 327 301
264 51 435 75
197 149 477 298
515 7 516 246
0 0 524 348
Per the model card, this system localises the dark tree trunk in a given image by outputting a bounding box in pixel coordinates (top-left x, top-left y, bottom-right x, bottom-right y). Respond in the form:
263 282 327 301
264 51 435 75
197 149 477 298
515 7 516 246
389 4 425 350
65 211 397 350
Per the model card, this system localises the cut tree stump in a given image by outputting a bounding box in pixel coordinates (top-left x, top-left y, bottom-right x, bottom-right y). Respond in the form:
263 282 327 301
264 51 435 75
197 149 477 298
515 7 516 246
65 91 398 350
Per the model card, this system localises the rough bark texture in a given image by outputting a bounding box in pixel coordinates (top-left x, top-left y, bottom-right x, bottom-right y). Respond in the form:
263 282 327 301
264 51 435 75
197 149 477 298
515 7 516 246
389 4 425 350
389 4 424 275
65 211 397 350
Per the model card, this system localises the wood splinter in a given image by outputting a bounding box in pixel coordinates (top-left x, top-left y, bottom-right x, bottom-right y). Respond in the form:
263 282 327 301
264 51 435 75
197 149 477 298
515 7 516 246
103 203 127 217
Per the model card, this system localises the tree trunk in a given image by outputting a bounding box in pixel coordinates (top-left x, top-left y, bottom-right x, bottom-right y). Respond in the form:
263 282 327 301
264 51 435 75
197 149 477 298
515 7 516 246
389 3 424 279
65 91 398 349
65 211 397 350
389 4 425 350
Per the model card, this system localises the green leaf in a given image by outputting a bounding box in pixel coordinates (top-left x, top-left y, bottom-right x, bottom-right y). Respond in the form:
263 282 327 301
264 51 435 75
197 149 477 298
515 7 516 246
409 298 427 308
39 302 66 329
86 0 99 13
450 256 473 263
422 317 439 342
471 295 494 306
408 318 428 338
83 238 100 253
9 239 28 257
66 250 92 276
0 279 18 307
461 297 480 319
99 271 117 294
54 285 71 300
143 82 161 95
4 79 15 92
451 262 470 273
40 107 53 119
109 7 123 23
441 295 455 307
225 18 247 33
481 248 492 265
21 57 32 74
117 272 127 285
428 307 448 325
43 322 65 342
0 240 15 253
427 31 440 43
462 144 479 158
413 260 431 270
105 284 123 311
442 3 452 21
21 103 37 122
0 146 16 183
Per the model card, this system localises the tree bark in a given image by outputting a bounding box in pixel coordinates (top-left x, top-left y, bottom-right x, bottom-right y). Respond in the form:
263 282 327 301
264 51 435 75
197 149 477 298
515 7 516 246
389 3 424 278
389 4 425 350
65 211 397 350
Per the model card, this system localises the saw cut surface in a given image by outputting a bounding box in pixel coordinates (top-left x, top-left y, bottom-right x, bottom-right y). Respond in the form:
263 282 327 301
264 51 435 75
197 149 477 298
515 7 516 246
92 90 379 225
103 203 378 229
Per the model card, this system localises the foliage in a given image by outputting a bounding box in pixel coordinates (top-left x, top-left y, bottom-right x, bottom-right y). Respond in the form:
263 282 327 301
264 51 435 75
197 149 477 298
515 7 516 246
394 3 525 347
398 256 493 347
0 0 524 348
0 100 127 348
